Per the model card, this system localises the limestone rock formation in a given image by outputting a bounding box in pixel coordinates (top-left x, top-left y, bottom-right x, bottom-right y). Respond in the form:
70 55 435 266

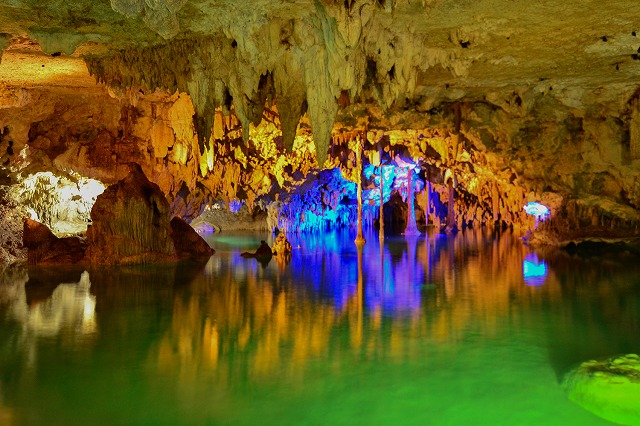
170 216 215 259
85 163 176 265
23 218 86 265
563 354 640 426
272 233 292 257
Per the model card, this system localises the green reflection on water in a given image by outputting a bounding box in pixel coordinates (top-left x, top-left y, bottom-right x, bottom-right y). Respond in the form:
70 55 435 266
0 229 638 425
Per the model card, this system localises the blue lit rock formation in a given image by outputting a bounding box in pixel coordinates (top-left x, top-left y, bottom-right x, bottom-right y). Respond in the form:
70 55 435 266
563 354 640 426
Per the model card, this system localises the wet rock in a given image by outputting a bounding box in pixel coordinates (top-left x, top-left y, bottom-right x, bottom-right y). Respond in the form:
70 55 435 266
241 240 273 259
563 354 640 426
272 233 292 256
169 216 215 259
85 163 176 265
23 218 86 265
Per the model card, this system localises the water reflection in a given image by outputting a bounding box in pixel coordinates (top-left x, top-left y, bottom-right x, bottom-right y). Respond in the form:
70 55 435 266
156 230 545 384
523 253 548 287
0 230 638 424
2 268 97 341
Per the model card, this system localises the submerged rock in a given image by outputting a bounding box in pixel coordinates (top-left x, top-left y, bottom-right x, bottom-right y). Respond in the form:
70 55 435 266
241 240 273 259
562 354 640 426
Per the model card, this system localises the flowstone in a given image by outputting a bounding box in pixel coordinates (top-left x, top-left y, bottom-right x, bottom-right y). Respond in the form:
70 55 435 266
562 354 640 426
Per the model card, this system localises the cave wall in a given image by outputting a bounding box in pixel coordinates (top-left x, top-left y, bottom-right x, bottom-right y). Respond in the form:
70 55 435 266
2 67 640 262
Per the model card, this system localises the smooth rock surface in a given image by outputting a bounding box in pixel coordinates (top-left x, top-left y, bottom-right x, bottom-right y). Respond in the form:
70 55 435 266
563 354 640 426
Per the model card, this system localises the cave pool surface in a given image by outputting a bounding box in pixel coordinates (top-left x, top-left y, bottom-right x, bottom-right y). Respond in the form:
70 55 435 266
0 229 638 425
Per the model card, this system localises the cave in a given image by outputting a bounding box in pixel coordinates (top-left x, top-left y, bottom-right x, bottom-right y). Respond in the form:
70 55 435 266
1 1 640 425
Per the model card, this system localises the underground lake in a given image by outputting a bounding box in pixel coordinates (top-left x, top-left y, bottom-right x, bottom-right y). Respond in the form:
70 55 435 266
0 229 638 425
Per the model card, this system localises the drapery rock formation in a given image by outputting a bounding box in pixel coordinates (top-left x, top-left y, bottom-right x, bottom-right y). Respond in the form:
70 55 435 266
2 0 640 263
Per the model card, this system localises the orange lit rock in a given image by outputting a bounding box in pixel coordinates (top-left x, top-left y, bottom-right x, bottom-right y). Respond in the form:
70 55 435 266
272 233 292 256
85 162 177 265
23 218 86 265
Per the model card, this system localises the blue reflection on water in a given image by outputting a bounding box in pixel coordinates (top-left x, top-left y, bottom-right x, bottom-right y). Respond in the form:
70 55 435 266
523 253 548 287
210 230 548 315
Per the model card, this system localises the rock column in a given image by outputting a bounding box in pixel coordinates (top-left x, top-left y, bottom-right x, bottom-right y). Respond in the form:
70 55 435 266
355 134 366 246
404 168 420 235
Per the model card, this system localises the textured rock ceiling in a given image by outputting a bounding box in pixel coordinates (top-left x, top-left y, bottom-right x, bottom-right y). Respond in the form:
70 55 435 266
3 1 640 152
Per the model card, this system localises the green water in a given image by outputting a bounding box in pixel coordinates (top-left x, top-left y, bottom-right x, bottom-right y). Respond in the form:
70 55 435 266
0 229 638 425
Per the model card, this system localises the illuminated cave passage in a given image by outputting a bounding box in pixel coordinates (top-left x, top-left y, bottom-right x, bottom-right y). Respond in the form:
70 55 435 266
2 1 640 425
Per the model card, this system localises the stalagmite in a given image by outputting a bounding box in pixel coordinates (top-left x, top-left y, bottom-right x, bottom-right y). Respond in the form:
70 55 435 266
354 134 365 246
379 162 385 241
404 167 420 235
425 178 431 229
446 175 456 232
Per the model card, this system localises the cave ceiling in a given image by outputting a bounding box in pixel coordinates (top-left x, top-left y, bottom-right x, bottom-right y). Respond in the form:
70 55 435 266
2 1 639 110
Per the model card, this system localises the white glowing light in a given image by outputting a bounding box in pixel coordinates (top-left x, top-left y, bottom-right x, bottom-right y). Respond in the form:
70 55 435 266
524 202 550 218
14 171 106 234
524 201 550 229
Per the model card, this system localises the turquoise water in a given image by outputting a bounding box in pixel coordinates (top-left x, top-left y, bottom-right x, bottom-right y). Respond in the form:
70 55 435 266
0 229 638 425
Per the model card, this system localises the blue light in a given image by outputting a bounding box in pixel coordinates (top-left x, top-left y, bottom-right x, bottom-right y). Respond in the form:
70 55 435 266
523 253 548 287
229 199 244 213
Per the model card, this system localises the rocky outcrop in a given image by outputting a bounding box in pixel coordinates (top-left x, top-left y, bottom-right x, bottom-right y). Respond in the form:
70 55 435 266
528 196 640 247
563 354 640 426
23 218 86 265
85 163 176 265
19 163 214 266
170 216 214 259
240 240 273 259
272 233 292 257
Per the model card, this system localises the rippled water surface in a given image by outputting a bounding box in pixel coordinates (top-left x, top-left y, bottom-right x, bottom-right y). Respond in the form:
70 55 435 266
1 229 639 425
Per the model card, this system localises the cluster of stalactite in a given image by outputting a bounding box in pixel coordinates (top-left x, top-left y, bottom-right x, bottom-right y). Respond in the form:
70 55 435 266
196 123 534 234
529 197 640 246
